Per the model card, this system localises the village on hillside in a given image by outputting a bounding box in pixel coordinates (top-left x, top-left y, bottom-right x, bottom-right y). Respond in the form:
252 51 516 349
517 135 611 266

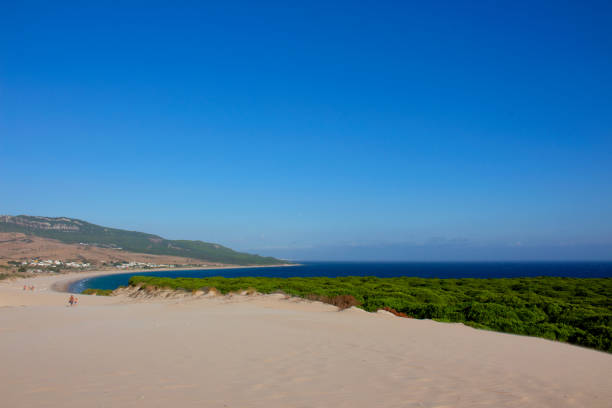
12 258 180 274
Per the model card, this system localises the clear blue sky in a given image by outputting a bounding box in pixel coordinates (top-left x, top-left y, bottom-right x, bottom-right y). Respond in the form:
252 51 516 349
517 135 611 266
1 1 611 260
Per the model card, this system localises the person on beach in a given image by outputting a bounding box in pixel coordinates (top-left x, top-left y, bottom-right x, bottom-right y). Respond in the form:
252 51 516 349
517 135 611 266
68 295 75 306
23 285 27 291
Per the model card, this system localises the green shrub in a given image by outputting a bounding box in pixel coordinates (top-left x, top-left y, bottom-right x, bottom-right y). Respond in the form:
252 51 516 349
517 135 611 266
121 275 612 352
82 288 113 296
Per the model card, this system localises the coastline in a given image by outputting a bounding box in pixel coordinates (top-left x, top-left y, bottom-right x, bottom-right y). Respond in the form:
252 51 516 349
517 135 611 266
46 263 298 293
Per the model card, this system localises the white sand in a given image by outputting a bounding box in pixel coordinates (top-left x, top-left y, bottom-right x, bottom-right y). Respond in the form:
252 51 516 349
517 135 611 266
1 273 611 407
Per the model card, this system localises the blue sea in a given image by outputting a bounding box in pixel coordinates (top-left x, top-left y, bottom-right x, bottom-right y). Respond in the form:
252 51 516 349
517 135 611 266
69 261 612 293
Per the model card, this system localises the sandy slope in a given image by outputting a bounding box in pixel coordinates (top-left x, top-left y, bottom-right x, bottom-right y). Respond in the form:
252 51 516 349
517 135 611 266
0 273 611 408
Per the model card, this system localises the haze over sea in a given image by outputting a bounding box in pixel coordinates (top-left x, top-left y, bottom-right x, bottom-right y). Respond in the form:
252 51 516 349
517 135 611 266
71 261 612 293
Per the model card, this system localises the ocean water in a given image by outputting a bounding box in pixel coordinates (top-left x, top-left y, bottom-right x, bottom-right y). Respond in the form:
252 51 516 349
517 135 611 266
69 261 612 293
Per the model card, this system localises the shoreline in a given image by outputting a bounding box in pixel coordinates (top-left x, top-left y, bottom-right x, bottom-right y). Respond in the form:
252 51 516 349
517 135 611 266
48 263 298 293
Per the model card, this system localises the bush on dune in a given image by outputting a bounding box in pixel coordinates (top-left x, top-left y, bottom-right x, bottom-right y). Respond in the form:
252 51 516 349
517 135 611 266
82 288 113 296
124 275 612 352
306 294 361 310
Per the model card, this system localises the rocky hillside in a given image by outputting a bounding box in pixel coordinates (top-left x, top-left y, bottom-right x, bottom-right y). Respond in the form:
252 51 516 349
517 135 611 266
0 215 285 266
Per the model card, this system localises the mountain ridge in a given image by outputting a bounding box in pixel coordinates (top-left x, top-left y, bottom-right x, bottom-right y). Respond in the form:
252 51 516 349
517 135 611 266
0 215 285 266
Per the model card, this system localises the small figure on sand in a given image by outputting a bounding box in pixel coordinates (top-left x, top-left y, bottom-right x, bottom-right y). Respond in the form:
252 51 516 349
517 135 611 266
23 285 27 291
68 295 75 306
30 285 35 291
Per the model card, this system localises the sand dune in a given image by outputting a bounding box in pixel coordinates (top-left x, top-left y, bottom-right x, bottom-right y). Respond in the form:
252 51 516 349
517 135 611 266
0 272 611 407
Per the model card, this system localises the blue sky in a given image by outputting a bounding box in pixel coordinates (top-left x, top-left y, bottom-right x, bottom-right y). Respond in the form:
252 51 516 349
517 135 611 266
1 1 611 260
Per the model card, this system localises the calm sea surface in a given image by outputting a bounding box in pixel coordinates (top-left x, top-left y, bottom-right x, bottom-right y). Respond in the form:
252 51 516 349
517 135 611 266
69 261 612 293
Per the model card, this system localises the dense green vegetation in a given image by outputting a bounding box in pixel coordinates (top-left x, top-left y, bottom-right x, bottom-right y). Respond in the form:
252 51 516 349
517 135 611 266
0 215 285 265
128 275 612 352
82 288 113 296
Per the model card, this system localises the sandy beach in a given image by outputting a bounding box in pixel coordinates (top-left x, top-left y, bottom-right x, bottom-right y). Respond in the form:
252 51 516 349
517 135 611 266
1 272 611 408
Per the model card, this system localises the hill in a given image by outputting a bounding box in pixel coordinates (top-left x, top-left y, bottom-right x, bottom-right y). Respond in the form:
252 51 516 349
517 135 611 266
0 232 219 270
0 215 285 266
127 275 612 352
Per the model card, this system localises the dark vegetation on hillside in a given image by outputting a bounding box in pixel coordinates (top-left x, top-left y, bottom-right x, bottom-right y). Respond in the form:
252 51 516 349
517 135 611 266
127 275 612 352
0 270 27 280
0 215 284 265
